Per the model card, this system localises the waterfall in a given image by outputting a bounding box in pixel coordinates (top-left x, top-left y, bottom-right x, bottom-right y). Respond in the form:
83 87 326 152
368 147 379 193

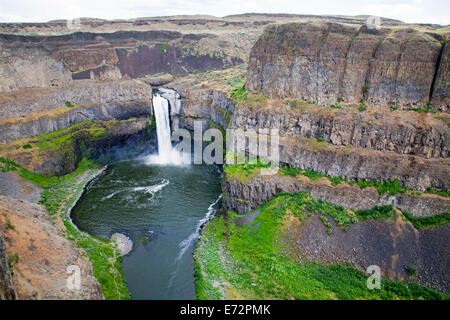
146 94 184 165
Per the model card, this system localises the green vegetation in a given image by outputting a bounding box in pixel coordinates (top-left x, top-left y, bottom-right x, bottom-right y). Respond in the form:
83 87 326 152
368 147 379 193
7 253 19 275
22 143 32 149
409 104 434 114
359 98 367 111
401 211 450 229
406 265 417 278
280 166 344 186
434 116 450 125
0 157 19 172
362 85 369 95
36 158 130 299
390 105 398 111
0 155 130 299
425 187 450 197
229 84 248 105
195 192 446 300
356 205 394 221
161 43 168 52
280 165 410 196
3 215 15 230
65 101 75 108
224 157 271 183
331 102 342 109
350 178 407 196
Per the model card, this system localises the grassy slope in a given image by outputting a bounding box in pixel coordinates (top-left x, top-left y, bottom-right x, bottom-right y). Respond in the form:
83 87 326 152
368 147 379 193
194 192 448 300
0 156 130 299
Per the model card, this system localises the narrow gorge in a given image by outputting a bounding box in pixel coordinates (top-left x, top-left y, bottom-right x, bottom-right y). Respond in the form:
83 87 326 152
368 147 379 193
0 13 448 301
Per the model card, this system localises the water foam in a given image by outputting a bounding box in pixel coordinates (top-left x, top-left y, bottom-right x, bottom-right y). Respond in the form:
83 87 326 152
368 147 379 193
145 94 185 166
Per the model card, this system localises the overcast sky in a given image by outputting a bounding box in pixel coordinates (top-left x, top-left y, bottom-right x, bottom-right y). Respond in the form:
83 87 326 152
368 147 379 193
0 0 448 25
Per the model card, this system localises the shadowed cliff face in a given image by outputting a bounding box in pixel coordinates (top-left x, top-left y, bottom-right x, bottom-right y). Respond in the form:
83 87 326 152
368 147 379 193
247 22 448 111
0 232 16 300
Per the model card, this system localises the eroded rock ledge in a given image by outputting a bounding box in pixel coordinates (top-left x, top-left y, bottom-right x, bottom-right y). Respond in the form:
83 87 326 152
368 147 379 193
247 22 448 112
0 196 103 299
0 79 152 144
223 172 450 217
232 102 449 158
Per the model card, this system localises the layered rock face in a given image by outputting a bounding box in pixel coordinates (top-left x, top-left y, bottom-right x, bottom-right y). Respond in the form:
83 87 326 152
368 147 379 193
0 232 16 300
232 103 449 158
0 119 150 176
172 87 235 131
0 196 103 299
431 44 450 112
0 44 71 93
0 80 152 143
247 22 447 111
223 173 450 217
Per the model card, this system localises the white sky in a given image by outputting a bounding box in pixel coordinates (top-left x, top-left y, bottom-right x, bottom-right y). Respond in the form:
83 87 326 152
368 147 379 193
0 0 448 25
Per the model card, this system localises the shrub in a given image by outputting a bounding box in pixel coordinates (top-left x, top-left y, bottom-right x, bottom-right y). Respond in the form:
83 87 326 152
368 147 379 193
406 265 417 278
356 205 394 221
22 143 32 149
331 102 342 109
161 43 168 52
230 84 248 104
65 101 75 107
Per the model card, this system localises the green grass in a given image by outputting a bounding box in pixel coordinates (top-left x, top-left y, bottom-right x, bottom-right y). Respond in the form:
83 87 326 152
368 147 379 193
224 158 271 183
409 104 434 114
3 155 130 299
401 211 450 229
356 205 394 221
229 84 248 105
279 165 431 197
161 43 168 52
37 159 130 299
195 192 446 300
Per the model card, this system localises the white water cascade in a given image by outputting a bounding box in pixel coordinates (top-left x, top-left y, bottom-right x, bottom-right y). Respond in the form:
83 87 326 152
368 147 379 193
146 94 184 165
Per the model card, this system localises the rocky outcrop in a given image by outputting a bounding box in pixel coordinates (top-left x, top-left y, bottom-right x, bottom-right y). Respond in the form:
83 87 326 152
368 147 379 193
0 118 151 176
0 231 16 300
0 80 152 144
247 22 446 111
175 88 235 131
0 44 71 93
223 172 450 217
0 196 103 299
431 44 449 112
277 137 449 191
232 103 449 158
284 213 450 294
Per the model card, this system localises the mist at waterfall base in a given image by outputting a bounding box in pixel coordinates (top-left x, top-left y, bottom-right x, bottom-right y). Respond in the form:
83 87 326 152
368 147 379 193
71 93 222 299
145 94 186 166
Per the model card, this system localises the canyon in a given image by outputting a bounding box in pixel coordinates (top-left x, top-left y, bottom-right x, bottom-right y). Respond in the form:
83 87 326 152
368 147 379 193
0 13 449 299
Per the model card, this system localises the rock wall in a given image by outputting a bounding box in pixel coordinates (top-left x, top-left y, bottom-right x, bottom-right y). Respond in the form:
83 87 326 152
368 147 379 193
0 196 103 299
232 103 449 158
0 231 16 300
172 87 235 131
0 44 71 93
247 22 447 111
278 137 449 191
0 80 152 144
0 118 151 176
223 172 450 217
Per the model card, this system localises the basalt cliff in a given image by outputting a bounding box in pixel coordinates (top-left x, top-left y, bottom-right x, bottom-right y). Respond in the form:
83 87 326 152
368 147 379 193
0 14 449 299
